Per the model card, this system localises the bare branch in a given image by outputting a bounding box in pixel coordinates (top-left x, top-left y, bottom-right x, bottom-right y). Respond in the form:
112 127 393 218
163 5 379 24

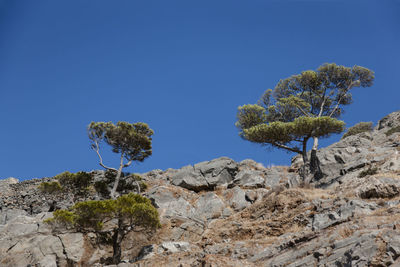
271 142 302 154
295 104 312 117
328 81 356 117
91 140 118 172
123 160 132 168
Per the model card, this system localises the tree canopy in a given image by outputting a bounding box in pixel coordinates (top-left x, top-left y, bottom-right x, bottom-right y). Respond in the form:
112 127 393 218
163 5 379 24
88 121 154 199
236 63 374 181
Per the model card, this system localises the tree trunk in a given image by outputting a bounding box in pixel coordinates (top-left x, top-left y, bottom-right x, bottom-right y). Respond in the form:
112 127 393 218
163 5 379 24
300 138 312 184
112 221 125 264
310 137 323 180
110 154 125 199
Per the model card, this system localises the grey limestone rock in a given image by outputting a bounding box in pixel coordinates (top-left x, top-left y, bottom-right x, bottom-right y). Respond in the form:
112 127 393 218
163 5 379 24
170 165 209 192
0 208 28 225
357 176 400 199
311 198 378 231
375 110 400 131
194 192 226 221
223 186 251 211
59 233 84 263
157 241 190 254
233 170 265 188
171 157 238 191
147 186 196 221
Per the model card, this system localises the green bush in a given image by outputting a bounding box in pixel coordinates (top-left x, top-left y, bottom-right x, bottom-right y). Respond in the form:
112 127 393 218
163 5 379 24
385 126 400 136
94 180 110 196
54 171 93 193
358 167 378 178
38 181 62 194
118 173 148 192
94 172 147 196
342 122 373 139
44 209 76 227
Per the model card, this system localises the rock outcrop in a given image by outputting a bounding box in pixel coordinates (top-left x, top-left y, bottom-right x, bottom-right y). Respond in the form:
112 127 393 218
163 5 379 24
0 110 399 266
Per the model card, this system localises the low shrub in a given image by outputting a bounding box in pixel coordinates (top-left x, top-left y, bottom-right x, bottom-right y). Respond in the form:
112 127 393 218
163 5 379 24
38 181 62 194
44 209 76 227
54 171 93 193
95 172 147 196
118 174 148 192
94 180 110 196
385 126 400 136
342 122 373 139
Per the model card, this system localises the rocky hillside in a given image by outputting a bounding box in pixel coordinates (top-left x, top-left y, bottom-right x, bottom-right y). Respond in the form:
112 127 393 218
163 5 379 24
1 111 400 267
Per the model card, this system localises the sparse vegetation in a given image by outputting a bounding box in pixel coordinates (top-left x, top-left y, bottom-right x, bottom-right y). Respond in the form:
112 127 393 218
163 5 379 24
94 171 147 197
54 171 93 194
358 167 378 178
44 209 76 227
46 193 160 264
385 126 400 136
55 171 92 188
342 121 373 139
38 181 62 194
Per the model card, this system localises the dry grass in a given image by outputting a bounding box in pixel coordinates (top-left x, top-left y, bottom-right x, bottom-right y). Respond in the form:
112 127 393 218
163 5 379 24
371 171 400 179
297 187 333 200
337 226 355 239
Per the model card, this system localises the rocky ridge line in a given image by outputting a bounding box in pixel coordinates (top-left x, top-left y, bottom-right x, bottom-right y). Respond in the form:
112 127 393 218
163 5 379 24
0 110 399 266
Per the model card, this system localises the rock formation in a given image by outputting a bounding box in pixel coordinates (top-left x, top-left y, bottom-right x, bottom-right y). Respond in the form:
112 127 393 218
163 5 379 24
1 111 400 266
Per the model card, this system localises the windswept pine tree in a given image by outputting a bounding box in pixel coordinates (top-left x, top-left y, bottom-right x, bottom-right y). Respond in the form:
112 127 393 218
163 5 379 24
88 121 154 199
236 63 374 181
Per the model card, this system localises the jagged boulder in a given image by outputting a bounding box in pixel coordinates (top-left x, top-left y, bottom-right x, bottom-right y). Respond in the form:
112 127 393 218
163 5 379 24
357 176 400 199
233 170 265 188
170 157 238 191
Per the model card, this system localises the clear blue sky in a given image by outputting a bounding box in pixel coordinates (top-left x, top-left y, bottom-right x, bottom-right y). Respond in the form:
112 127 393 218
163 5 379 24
1 0 399 180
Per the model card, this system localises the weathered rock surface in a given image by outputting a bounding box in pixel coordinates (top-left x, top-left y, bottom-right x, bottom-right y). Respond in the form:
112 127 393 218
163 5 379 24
292 110 400 188
0 111 400 266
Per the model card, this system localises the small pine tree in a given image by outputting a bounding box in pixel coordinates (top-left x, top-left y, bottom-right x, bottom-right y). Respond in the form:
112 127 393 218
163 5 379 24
46 193 160 264
88 121 153 199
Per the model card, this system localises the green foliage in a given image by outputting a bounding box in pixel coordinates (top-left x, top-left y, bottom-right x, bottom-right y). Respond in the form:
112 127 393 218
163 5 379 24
94 172 148 197
139 181 148 191
54 171 93 192
236 104 267 131
358 167 378 178
94 181 109 196
118 173 148 192
38 181 62 194
241 116 345 150
88 121 154 199
73 199 115 230
45 193 160 231
342 122 373 139
46 193 159 264
236 63 373 156
385 126 400 136
256 63 374 123
114 193 160 229
88 121 153 163
44 209 76 227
